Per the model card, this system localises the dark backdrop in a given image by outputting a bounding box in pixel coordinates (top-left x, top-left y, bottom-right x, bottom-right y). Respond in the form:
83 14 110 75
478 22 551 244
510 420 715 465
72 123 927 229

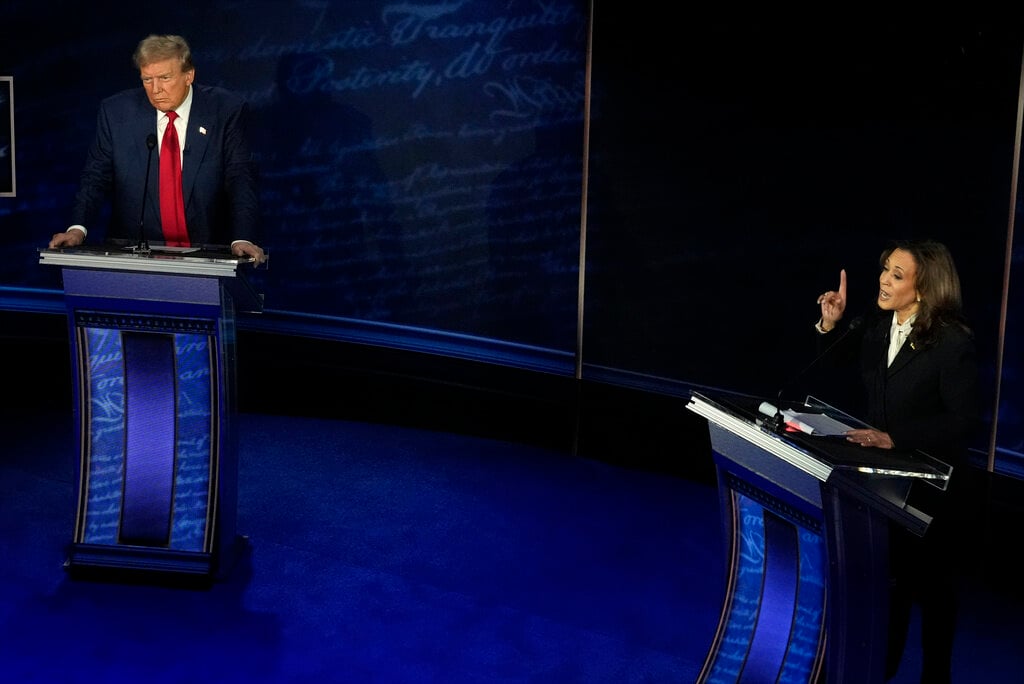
0 5 1021 471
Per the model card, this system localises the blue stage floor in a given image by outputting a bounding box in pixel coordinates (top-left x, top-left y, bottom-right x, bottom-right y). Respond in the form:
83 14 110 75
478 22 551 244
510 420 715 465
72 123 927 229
1 408 1021 682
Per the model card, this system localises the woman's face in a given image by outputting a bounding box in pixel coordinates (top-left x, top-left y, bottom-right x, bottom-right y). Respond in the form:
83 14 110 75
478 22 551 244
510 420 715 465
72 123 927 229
878 248 920 321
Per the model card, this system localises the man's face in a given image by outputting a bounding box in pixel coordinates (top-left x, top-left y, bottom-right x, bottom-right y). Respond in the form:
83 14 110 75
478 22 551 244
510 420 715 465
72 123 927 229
139 58 193 112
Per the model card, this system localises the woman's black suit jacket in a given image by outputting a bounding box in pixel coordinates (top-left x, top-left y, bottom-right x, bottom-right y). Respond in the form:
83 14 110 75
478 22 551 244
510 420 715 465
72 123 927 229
821 309 979 469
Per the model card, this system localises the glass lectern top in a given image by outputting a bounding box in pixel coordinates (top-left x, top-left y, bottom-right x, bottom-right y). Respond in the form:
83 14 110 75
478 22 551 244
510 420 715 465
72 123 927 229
38 242 267 279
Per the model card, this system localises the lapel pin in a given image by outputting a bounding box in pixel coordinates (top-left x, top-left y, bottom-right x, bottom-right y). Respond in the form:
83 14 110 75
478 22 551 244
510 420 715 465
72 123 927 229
199 126 207 135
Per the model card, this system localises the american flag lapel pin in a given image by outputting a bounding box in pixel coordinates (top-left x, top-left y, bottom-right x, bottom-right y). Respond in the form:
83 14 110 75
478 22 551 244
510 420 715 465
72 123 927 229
199 126 208 135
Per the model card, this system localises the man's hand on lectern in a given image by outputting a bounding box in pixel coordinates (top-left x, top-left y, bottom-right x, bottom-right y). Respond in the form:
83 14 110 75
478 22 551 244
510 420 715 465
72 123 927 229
49 228 85 250
230 240 267 265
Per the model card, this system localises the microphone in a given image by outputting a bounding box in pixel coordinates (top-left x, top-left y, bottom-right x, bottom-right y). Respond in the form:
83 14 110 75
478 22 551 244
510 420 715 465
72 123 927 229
766 316 864 431
133 133 158 253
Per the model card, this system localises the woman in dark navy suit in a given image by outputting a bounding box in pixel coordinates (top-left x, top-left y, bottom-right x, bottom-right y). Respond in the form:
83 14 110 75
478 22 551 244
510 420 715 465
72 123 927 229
816 239 979 684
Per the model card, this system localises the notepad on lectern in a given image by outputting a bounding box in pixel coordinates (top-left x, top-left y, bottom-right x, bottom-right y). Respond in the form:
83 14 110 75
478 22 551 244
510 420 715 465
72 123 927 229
779 409 858 436
757 401 858 436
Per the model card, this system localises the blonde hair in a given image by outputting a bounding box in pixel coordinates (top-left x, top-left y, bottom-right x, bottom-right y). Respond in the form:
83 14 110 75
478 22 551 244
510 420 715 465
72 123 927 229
133 34 194 72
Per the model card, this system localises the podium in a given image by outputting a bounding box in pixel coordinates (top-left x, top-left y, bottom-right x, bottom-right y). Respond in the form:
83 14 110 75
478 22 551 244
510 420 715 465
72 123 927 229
687 390 950 684
40 244 263 581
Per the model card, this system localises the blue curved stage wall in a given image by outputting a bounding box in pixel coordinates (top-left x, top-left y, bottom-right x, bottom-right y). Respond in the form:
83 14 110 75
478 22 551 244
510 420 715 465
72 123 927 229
0 1 587 358
0 6 1022 472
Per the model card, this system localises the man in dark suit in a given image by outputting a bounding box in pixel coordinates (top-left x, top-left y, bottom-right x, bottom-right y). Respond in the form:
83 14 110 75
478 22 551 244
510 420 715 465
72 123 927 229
49 34 266 263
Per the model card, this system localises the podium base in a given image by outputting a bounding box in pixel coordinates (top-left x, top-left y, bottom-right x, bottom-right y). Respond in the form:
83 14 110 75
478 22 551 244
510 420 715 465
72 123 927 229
63 535 250 587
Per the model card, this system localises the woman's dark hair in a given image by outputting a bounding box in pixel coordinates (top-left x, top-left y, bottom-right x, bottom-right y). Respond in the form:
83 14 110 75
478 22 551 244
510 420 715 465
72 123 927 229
880 239 971 345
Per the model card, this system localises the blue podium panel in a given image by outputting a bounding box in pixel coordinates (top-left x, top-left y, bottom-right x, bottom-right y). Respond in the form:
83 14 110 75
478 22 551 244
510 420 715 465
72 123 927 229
40 246 259 580
74 323 218 556
687 392 940 684
701 467 827 684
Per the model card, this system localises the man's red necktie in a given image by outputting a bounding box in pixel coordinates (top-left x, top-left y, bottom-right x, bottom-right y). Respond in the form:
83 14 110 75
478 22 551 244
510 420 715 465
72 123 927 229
159 110 189 246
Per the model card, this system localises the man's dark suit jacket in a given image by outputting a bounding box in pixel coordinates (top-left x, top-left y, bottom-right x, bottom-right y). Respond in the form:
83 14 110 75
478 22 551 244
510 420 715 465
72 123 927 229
71 84 259 247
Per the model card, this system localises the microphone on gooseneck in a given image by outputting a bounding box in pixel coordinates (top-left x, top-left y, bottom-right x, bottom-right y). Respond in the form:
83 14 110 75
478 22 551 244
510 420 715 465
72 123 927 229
134 133 158 253
766 315 864 431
